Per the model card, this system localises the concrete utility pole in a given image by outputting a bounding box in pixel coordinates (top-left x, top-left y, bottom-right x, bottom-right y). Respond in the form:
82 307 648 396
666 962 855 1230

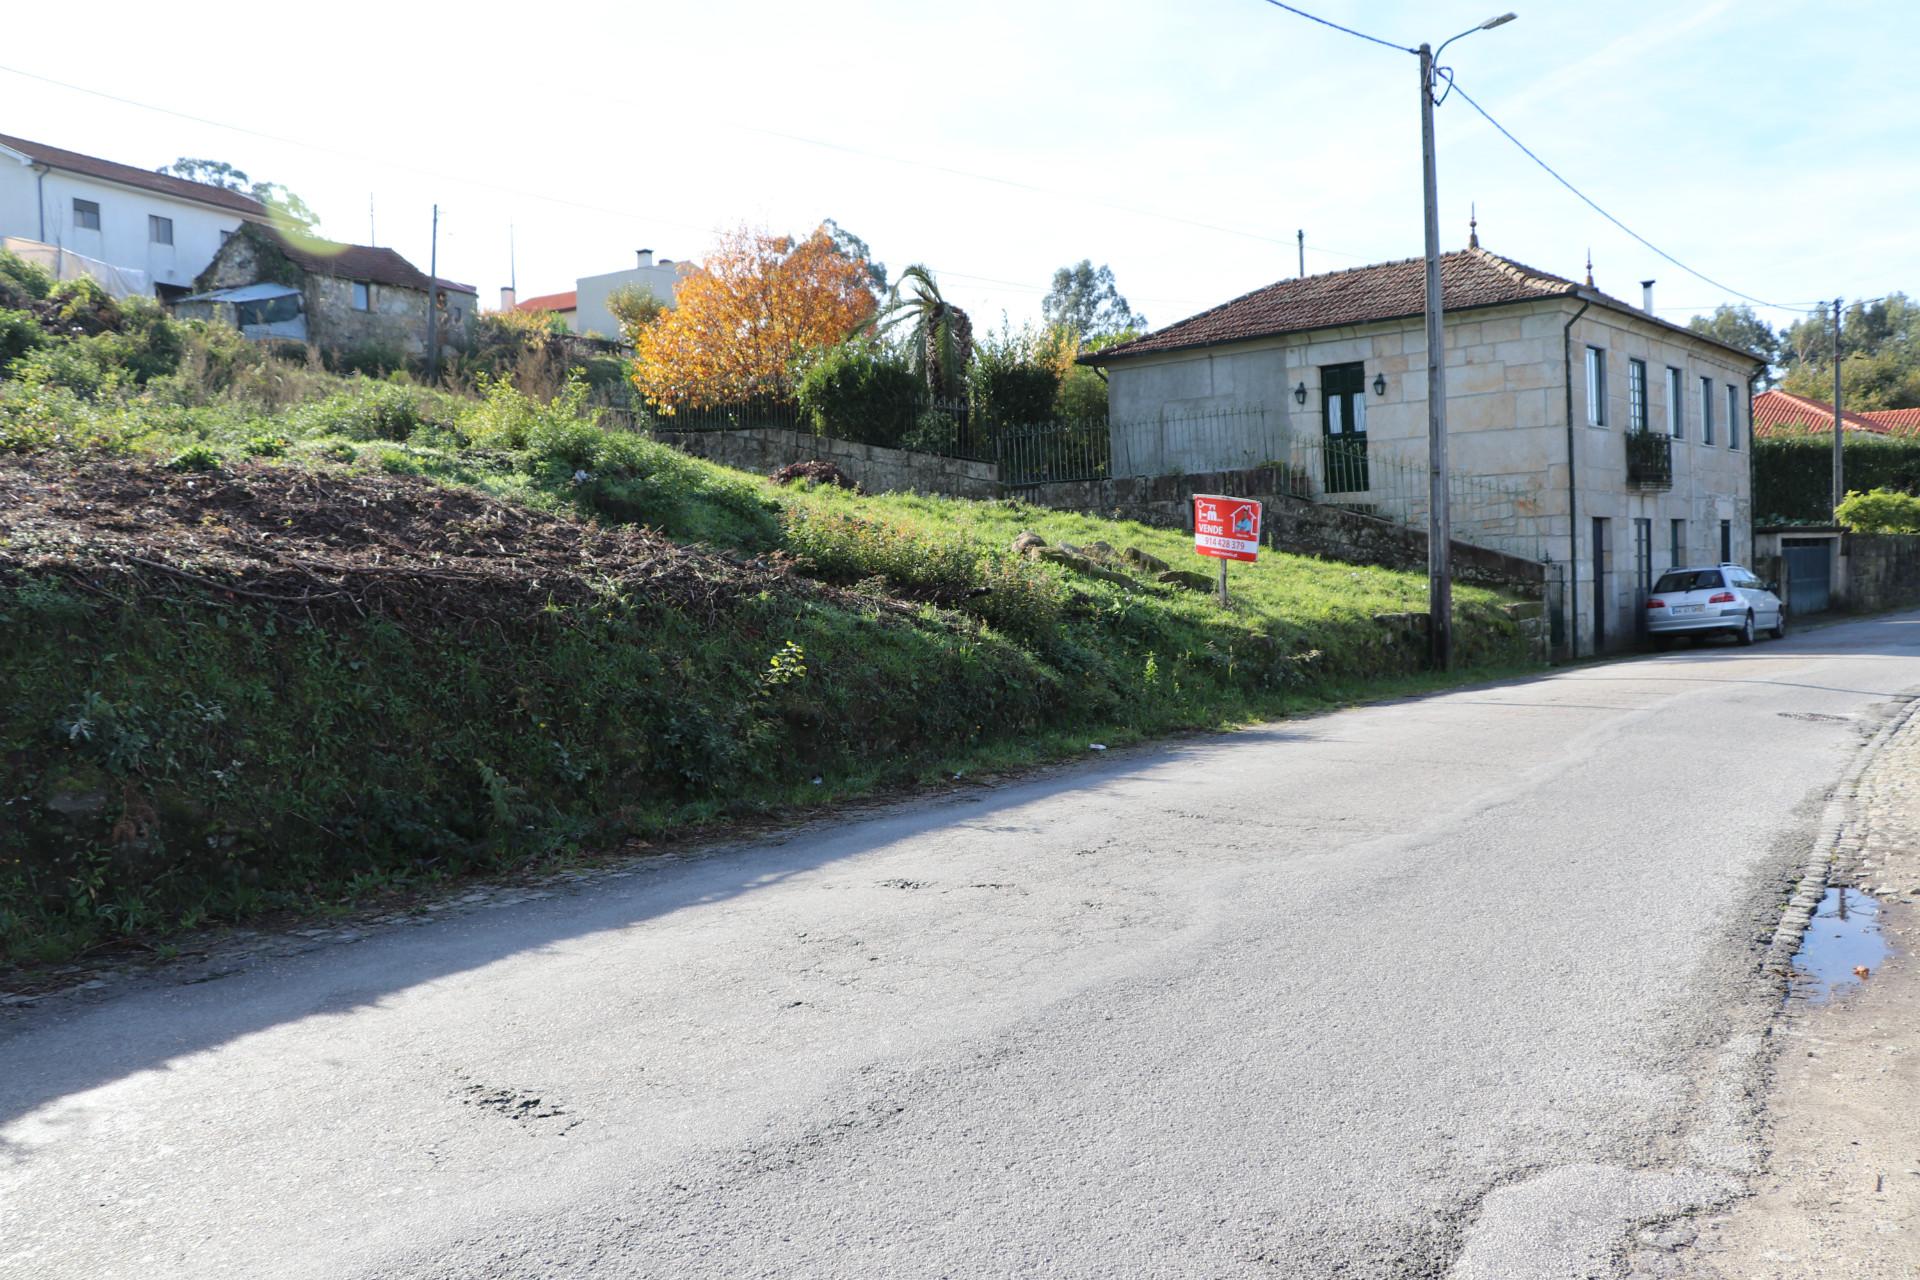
1298 229 1306 278
1832 297 1844 517
426 204 440 386
1418 12 1515 671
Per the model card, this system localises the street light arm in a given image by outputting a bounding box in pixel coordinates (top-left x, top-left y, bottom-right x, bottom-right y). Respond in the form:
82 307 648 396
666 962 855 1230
1433 12 1517 64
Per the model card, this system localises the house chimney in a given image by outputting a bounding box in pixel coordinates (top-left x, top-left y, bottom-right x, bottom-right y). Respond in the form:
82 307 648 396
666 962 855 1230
637 249 654 268
501 285 517 312
1640 279 1655 314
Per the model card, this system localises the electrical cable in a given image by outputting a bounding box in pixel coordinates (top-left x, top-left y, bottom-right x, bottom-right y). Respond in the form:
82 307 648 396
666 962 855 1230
1254 0 1412 53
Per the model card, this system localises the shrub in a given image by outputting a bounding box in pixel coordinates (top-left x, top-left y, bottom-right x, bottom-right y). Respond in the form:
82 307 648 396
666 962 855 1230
48 277 121 335
1836 487 1920 533
0 248 53 308
901 404 961 454
294 381 435 442
1754 436 1920 523
794 341 924 447
165 443 222 472
0 307 47 375
969 323 1061 433
326 341 408 378
91 297 185 383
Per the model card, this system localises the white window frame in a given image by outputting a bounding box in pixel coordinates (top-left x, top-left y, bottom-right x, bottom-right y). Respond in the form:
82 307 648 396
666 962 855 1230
1666 367 1683 438
72 198 100 231
1585 346 1607 427
1628 358 1648 433
1700 375 1715 445
148 214 173 246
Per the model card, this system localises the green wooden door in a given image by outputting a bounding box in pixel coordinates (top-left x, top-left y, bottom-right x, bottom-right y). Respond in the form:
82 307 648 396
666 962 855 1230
1320 362 1369 493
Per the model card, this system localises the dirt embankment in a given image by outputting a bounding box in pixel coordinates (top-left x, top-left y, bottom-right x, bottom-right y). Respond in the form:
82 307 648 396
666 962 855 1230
0 452 823 631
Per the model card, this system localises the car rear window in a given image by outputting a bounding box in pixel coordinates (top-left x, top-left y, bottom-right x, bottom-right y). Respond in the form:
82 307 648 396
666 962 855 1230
1654 570 1724 592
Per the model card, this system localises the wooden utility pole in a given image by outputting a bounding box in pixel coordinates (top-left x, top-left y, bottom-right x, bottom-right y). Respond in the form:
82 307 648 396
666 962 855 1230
425 204 440 386
1831 297 1844 516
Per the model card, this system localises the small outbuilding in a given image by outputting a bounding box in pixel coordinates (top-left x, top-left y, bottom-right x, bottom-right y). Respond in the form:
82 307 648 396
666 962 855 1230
189 222 475 359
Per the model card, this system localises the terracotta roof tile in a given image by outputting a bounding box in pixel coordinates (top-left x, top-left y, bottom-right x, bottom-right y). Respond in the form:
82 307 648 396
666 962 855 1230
515 290 577 313
1752 389 1893 438
1083 246 1762 365
0 132 266 217
1863 407 1920 434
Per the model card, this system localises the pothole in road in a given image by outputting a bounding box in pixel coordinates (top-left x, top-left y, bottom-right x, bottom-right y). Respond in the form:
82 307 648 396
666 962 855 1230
1791 887 1890 1005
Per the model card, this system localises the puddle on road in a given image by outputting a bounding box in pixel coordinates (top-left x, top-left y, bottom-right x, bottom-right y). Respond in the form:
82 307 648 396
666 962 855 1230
1791 887 1890 1005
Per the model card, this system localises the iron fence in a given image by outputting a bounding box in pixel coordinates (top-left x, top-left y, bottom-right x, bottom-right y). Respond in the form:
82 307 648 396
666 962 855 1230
997 418 1111 487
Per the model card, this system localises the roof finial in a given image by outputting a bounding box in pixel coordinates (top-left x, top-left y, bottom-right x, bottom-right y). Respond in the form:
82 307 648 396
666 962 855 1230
1584 248 1594 288
1469 203 1479 250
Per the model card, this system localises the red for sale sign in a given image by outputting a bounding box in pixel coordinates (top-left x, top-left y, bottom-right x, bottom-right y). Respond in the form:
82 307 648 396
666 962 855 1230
1193 494 1262 562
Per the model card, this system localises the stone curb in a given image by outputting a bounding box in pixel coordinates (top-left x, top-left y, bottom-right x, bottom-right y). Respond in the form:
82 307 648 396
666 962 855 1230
1762 692 1920 979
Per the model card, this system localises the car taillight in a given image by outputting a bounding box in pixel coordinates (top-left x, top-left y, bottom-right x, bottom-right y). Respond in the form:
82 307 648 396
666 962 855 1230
1647 598 1665 609
1708 591 1735 603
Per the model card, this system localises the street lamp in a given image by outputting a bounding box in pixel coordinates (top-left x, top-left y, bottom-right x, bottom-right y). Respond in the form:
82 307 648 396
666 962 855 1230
1418 11 1517 671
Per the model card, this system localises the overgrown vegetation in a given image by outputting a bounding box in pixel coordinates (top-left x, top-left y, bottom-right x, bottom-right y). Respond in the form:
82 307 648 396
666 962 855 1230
1 290 1536 965
1754 434 1920 523
1836 487 1920 533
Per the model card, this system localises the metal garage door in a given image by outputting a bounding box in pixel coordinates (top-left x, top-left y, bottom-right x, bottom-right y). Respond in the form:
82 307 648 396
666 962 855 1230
1782 540 1831 615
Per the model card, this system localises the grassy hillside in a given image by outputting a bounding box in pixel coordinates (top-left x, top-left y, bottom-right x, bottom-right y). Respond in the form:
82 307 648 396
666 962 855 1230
0 282 1538 964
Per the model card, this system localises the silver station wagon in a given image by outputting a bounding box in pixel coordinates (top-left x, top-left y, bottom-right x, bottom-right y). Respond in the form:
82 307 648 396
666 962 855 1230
1645 564 1786 648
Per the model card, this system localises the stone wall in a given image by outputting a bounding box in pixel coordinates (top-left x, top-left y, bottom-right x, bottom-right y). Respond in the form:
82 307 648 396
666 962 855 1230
1842 534 1920 614
1013 465 1547 593
654 427 999 500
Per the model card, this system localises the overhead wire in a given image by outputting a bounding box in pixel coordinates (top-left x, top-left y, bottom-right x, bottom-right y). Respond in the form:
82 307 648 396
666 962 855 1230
1251 1 1824 317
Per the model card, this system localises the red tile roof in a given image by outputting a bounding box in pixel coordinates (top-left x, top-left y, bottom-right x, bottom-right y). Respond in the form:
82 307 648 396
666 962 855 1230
1863 407 1920 433
1083 246 1762 365
515 290 577 314
0 132 267 217
1752 389 1897 438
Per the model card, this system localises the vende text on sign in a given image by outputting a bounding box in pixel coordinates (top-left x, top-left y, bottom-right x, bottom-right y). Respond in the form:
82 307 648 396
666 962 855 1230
1193 494 1262 562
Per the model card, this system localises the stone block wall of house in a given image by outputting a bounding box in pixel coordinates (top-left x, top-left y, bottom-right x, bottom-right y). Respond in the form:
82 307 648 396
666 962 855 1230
652 427 999 500
306 277 474 357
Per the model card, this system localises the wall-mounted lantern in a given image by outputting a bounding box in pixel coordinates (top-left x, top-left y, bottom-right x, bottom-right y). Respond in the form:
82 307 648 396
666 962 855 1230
1372 372 1388 396
1293 381 1308 405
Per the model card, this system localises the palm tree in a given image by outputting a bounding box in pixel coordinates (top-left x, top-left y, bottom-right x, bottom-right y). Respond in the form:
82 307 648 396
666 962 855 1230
867 264 973 401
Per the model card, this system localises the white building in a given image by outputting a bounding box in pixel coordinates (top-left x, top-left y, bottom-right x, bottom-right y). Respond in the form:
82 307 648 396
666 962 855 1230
0 132 264 300
508 249 691 339
1083 242 1766 657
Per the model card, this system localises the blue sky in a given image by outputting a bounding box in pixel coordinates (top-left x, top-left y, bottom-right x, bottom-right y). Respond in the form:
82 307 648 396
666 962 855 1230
4 0 1911 335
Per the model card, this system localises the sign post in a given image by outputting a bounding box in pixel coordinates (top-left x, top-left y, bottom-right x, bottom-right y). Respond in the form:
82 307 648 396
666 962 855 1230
1192 494 1262 606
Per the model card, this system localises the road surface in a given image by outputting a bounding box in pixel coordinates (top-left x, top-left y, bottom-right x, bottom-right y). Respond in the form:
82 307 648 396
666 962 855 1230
5 612 1920 1279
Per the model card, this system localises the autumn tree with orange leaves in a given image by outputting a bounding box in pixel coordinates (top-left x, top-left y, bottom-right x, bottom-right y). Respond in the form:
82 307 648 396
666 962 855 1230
632 225 877 409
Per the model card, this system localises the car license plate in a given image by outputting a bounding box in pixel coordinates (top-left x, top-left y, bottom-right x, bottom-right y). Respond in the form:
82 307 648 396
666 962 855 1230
1673 604 1703 614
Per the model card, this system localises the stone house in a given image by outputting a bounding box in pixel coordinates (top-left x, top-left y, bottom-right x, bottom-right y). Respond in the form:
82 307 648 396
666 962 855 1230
1081 241 1765 657
183 222 476 358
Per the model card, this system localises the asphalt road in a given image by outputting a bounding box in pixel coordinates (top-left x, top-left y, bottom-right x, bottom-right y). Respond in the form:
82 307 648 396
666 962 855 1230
6 612 1920 1279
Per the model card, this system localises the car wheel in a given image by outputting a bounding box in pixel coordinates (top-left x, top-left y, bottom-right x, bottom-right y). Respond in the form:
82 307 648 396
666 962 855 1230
1736 611 1755 646
1771 609 1787 640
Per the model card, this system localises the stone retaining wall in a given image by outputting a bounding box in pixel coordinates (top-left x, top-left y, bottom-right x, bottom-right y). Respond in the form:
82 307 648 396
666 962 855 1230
1843 534 1920 614
654 427 997 500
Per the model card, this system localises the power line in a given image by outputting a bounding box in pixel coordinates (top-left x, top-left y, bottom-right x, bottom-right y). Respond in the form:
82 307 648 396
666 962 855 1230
1444 79 1818 315
1255 0 1411 53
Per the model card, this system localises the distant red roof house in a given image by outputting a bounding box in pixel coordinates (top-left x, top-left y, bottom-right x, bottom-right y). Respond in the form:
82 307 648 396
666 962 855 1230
1752 389 1915 438
515 290 577 316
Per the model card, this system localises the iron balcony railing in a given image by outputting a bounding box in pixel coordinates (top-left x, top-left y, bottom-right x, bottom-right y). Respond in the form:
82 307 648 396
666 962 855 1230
1626 429 1673 489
